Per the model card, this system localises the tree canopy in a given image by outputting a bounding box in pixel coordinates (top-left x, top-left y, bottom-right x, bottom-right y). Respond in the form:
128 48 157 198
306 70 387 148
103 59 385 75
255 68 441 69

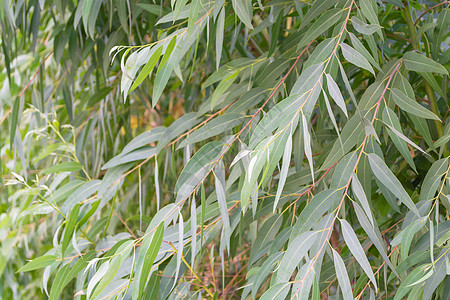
0 0 449 299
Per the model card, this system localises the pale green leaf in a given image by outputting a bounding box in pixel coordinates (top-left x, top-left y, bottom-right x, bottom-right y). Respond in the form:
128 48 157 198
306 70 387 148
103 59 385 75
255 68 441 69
340 43 375 75
351 173 374 226
277 231 317 283
390 88 440 121
326 74 348 117
232 0 253 29
290 189 338 241
134 222 164 298
274 133 292 211
17 255 57 273
300 0 338 29
382 106 417 171
130 46 163 93
403 51 448 75
41 161 82 175
367 153 420 217
351 16 382 35
260 283 291 300
178 113 247 148
216 8 225 69
298 8 343 50
332 248 353 300
302 113 314 184
340 219 378 290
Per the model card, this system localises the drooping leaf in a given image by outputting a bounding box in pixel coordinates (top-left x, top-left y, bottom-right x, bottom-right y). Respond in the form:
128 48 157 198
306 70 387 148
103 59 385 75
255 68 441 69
277 231 318 283
340 219 378 290
391 88 440 121
232 0 253 29
382 106 417 171
290 189 338 241
274 133 292 211
326 74 348 117
332 248 353 300
175 141 226 204
17 255 57 273
298 8 343 50
403 51 448 75
367 153 420 217
351 16 382 35
340 43 375 75
133 222 164 299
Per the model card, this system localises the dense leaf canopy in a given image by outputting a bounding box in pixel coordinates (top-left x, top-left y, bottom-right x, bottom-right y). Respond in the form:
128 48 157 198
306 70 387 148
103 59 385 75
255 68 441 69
0 0 449 299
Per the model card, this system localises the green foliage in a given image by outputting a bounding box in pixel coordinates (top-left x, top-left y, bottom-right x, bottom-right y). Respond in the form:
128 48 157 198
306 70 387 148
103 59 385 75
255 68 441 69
1 0 449 299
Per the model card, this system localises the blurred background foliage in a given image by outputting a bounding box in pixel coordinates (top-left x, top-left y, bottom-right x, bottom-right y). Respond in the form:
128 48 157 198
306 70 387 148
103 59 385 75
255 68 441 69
0 0 449 299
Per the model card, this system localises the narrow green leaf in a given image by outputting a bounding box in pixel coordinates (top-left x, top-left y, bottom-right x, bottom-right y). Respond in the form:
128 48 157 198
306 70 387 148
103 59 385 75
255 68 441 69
10 96 20 150
332 248 353 300
249 93 307 148
340 219 378 290
250 214 283 264
87 260 110 298
420 158 449 202
62 204 80 256
360 0 380 26
49 251 96 300
137 4 168 16
391 88 440 121
173 212 183 291
268 11 283 57
326 74 348 117
116 0 129 34
17 255 57 273
340 43 375 75
277 231 317 283
179 113 246 148
367 153 420 217
393 265 429 300
41 161 82 175
302 113 314 184
274 133 292 212
403 51 448 75
351 16 382 35
300 0 338 29
138 222 164 297
290 189 338 241
382 107 417 171
210 71 239 110
413 23 437 46
291 63 324 96
252 252 283 298
260 282 291 300
152 43 181 107
175 141 226 204
216 8 225 70
353 202 398 277
298 8 343 50
232 0 253 29
130 46 163 93
190 198 197 269
349 32 381 71
351 173 374 226
322 90 343 149
215 164 230 252
304 38 336 70
330 151 357 190
423 252 447 299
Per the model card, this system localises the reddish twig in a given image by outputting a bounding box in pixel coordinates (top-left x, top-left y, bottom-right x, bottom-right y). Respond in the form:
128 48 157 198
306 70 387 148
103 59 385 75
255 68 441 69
414 1 450 26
